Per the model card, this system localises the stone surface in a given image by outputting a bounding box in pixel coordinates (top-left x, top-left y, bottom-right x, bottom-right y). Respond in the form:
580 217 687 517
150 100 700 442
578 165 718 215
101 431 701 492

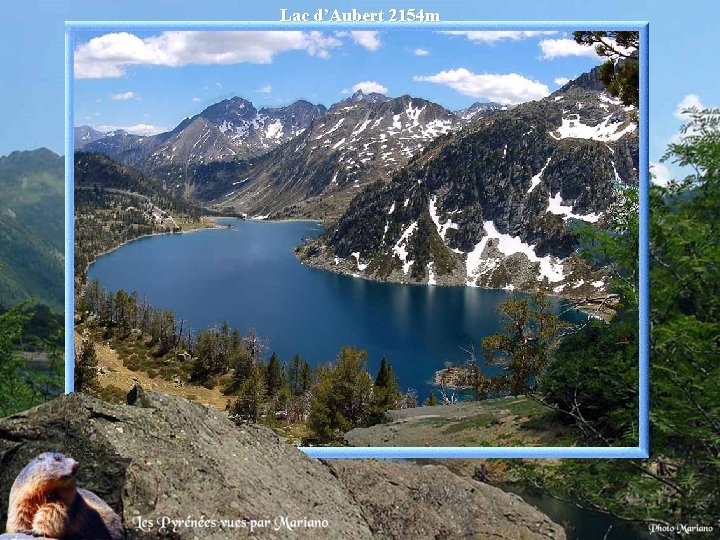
328 461 567 540
0 392 565 539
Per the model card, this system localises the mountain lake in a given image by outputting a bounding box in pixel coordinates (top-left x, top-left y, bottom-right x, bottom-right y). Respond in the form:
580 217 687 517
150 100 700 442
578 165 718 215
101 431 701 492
88 218 589 401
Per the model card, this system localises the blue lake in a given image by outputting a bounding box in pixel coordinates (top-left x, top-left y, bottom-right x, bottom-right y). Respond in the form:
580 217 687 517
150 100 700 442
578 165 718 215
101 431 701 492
88 218 587 399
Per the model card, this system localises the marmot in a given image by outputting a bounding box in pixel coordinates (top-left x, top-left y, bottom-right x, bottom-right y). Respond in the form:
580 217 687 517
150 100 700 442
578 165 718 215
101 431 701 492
5 452 124 540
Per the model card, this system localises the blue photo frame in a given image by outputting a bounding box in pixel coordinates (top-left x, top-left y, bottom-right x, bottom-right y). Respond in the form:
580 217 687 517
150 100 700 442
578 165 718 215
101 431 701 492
65 20 649 459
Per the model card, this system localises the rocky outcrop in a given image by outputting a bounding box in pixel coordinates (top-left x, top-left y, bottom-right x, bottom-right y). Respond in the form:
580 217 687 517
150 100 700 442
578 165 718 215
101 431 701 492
0 390 565 539
328 461 566 540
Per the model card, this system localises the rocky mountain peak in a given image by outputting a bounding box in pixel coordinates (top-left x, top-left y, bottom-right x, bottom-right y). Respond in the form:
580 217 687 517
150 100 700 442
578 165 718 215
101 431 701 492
557 65 607 94
455 102 506 121
216 93 463 219
77 96 328 170
350 89 389 104
199 96 258 125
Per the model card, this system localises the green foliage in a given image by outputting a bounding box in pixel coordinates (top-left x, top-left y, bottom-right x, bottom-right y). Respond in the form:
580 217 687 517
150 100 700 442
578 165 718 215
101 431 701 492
0 305 59 416
79 280 260 389
481 293 571 396
573 31 639 107
577 186 640 307
307 347 374 442
231 364 267 423
540 311 639 442
266 352 286 397
0 149 64 310
515 108 720 529
369 357 401 424
287 353 312 396
74 336 99 394
424 391 439 406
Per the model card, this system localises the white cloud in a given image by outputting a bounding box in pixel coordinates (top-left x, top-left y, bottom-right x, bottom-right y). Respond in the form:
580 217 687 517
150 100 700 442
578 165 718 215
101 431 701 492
674 94 704 119
650 162 673 187
539 38 601 60
554 77 571 86
95 123 167 136
75 31 342 78
414 69 549 105
340 88 351 95
440 31 557 44
350 31 381 51
351 81 389 94
110 91 136 101
192 97 201 102
256 84 272 93
414 48 430 56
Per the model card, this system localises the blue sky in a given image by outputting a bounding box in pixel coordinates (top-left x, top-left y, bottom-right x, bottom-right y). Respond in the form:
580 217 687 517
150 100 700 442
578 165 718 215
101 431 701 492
72 28 602 135
0 0 718 183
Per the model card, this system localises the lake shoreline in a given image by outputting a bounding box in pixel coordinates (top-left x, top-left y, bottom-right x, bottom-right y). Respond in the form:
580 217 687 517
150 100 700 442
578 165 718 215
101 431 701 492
84 214 614 322
81 217 222 281
295 241 617 321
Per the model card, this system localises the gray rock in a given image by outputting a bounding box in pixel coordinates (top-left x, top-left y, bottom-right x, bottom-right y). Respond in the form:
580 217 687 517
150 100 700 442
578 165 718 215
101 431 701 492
328 461 566 540
0 392 369 539
0 392 565 539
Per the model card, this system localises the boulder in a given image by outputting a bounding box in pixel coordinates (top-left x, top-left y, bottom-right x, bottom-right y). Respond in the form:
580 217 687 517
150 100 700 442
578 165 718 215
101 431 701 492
327 461 566 540
0 392 565 539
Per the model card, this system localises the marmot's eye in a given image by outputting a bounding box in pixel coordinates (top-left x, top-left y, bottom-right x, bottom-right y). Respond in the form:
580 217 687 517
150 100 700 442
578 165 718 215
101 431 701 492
53 455 62 462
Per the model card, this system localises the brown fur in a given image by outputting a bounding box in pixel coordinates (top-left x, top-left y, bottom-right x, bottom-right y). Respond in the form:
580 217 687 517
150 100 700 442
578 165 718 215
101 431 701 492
6 453 124 540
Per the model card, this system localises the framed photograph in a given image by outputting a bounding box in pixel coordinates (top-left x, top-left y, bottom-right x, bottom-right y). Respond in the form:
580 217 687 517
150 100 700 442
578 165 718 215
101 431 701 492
66 21 648 458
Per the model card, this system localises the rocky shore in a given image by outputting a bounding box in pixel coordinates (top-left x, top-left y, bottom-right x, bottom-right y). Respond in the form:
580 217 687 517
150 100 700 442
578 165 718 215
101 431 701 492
297 240 618 321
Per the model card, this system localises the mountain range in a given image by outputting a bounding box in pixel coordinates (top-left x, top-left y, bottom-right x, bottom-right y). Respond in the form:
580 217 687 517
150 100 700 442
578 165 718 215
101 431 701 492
77 98 328 169
297 67 638 301
75 91 506 219
0 148 64 310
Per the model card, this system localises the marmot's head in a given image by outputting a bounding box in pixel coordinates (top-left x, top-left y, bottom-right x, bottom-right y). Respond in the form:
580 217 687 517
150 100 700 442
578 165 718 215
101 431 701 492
26 453 79 490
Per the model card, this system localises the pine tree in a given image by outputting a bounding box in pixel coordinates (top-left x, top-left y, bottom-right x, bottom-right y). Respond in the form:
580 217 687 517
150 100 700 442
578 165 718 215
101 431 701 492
287 353 312 395
573 31 639 107
482 293 570 396
424 391 439 406
266 352 285 397
75 336 99 393
307 347 373 442
232 365 267 423
369 357 401 424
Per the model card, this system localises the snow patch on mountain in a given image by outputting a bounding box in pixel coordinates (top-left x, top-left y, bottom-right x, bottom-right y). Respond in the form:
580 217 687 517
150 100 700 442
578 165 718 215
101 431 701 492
547 193 601 223
549 113 636 142
429 196 459 240
467 221 565 284
528 157 551 193
393 221 418 274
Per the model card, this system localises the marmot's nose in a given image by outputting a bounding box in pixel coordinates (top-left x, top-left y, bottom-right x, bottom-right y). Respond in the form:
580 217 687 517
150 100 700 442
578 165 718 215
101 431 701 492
70 460 79 474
